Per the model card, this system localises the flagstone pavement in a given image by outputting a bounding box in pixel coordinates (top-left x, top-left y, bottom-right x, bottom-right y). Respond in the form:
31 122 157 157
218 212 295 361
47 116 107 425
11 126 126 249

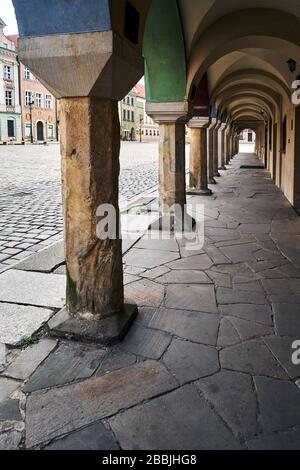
1 152 300 450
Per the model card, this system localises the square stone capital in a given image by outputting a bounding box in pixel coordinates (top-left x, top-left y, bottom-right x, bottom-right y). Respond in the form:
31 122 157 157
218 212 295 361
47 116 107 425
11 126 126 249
188 117 210 129
18 31 144 100
218 123 227 132
146 101 190 124
207 118 217 131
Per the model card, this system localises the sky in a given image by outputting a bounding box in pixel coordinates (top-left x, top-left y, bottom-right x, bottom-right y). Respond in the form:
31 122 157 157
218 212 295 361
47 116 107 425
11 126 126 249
1 0 18 35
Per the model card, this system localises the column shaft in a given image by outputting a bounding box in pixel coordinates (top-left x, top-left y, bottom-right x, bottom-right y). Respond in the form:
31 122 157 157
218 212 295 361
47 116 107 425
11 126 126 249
60 97 124 318
213 128 220 176
207 127 216 184
159 122 186 210
189 127 210 193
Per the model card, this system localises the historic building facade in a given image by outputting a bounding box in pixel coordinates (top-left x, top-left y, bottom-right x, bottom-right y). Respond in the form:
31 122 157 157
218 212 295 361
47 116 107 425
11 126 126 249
8 34 58 143
239 129 256 144
118 83 159 141
0 18 22 143
19 61 57 142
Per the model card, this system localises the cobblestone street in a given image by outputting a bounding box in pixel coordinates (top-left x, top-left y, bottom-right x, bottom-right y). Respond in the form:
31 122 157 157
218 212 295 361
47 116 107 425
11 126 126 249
0 142 168 271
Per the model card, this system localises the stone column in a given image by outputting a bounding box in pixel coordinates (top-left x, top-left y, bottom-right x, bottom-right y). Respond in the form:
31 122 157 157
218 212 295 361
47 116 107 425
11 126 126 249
188 117 212 195
60 97 123 318
218 124 227 170
17 25 146 344
225 130 231 164
213 122 221 177
146 101 192 230
207 118 217 184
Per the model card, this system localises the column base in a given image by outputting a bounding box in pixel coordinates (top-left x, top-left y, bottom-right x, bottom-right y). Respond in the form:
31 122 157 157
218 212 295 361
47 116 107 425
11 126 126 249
49 303 138 346
187 188 212 196
219 165 227 170
214 171 221 177
149 213 196 233
209 177 217 184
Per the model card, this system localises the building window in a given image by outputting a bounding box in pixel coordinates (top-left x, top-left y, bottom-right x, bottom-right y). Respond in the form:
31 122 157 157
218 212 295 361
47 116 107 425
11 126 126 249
24 66 31 80
48 125 54 139
131 111 134 122
127 110 130 121
131 98 134 106
127 97 130 105
25 124 32 138
150 130 152 136
36 93 43 108
146 130 148 136
25 91 33 107
7 120 15 137
45 95 52 109
4 65 12 80
5 90 13 106
123 109 126 121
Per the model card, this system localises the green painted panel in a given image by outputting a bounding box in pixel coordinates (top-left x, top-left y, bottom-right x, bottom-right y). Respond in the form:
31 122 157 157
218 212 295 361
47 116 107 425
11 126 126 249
143 0 186 102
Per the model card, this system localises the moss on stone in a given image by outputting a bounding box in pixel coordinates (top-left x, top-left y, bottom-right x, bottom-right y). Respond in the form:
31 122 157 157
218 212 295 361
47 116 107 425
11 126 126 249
66 268 78 316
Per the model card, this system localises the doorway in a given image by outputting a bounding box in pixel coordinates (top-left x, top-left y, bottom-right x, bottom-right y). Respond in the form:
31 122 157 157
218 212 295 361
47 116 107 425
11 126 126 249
37 121 44 141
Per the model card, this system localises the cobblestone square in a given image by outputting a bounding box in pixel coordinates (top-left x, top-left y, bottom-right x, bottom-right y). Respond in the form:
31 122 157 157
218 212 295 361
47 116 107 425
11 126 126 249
0 142 168 271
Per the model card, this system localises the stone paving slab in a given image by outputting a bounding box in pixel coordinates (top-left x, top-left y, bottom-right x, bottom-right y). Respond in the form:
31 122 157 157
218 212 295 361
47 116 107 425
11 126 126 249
218 318 241 347
196 370 257 439
125 279 165 307
25 361 177 448
164 284 218 313
0 303 54 347
0 378 20 402
219 304 273 326
217 287 268 305
109 385 241 450
124 248 180 269
23 341 107 393
0 270 66 308
0 400 22 422
163 338 219 384
0 431 22 450
254 376 300 434
166 254 213 271
139 307 219 345
264 336 300 379
247 430 300 450
273 303 300 336
220 340 288 378
14 241 64 273
120 324 171 360
44 421 119 450
5 339 57 380
156 270 212 284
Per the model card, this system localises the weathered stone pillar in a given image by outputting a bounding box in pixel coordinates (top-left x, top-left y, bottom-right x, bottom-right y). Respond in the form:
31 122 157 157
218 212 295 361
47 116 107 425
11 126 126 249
218 124 227 170
60 97 123 319
225 130 231 164
207 119 217 184
188 117 212 195
15 4 150 342
230 134 235 158
146 102 192 230
213 122 221 177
